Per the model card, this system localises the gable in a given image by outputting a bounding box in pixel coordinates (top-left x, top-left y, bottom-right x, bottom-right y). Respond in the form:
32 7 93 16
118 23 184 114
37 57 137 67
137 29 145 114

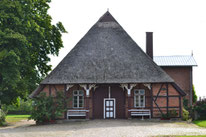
41 11 174 84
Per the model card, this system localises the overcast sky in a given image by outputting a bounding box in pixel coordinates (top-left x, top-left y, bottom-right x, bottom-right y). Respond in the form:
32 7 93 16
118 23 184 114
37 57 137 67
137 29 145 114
48 0 206 97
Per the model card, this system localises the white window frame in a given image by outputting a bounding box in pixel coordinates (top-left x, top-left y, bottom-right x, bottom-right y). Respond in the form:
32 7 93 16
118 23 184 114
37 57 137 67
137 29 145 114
134 89 145 108
73 90 84 108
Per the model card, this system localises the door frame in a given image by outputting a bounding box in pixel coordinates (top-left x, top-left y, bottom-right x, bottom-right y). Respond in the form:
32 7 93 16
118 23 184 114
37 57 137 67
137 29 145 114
103 98 116 119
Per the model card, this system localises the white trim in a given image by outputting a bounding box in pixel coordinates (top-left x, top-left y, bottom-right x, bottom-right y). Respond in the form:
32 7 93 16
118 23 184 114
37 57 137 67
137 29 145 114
143 84 151 90
120 84 137 96
86 89 90 96
79 84 96 97
103 98 116 119
66 84 74 91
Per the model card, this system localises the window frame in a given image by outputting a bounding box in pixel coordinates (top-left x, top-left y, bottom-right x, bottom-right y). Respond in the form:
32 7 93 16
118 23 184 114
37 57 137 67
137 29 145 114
73 90 84 108
134 89 145 108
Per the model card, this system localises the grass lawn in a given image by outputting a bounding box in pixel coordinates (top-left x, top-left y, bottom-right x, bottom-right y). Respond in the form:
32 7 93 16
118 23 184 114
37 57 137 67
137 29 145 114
176 135 206 137
159 135 206 137
6 115 30 123
193 120 206 128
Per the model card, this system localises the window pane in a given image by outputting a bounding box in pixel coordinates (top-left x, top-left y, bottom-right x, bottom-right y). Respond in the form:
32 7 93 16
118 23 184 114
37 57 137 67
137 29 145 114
73 90 78 95
110 112 113 117
74 96 78 101
79 95 84 107
140 95 144 107
79 90 84 95
139 90 145 95
79 99 83 104
134 90 139 95
79 103 83 107
73 103 77 108
135 96 139 107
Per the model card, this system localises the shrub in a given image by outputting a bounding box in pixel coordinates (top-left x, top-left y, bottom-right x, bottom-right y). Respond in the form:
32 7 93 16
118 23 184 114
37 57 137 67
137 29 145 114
169 109 178 117
0 109 6 126
193 99 206 120
183 98 189 110
29 91 67 124
193 85 197 104
182 107 189 121
5 97 32 114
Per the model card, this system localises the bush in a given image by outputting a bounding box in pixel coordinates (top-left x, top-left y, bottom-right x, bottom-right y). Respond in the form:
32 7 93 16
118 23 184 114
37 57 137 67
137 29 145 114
182 107 189 121
0 109 6 126
193 85 197 104
1 97 32 115
194 99 206 120
183 98 189 110
29 91 67 124
169 109 178 117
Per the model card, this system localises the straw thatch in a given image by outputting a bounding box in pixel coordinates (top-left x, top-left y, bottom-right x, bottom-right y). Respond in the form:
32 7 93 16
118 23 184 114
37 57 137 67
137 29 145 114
41 11 174 84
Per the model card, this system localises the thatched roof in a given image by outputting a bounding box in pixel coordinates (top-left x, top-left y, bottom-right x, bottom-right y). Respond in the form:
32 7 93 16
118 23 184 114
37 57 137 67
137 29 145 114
41 11 174 84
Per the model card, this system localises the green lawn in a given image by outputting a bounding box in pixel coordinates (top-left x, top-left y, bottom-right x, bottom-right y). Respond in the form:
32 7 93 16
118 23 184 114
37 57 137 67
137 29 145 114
193 120 206 128
176 135 206 137
6 115 30 123
159 135 206 137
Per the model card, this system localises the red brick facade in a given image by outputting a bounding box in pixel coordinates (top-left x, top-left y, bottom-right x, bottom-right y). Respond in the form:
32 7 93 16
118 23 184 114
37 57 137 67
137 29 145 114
39 83 183 119
161 67 192 105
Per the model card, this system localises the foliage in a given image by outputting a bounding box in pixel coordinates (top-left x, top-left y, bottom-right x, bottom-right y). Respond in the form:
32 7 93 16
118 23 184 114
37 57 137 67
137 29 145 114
161 109 178 119
29 91 67 123
0 109 6 126
169 109 178 117
193 120 206 128
161 113 170 119
193 99 206 120
183 98 189 110
6 114 30 123
193 85 197 104
182 108 190 121
3 97 32 114
0 0 67 105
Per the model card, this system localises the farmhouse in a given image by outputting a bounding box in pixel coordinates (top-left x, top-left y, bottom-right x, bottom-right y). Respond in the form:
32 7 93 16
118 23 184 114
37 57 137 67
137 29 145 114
30 11 196 119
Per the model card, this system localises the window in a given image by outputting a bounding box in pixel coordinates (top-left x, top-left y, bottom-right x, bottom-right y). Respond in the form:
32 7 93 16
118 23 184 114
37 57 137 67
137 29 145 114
134 89 145 108
73 90 84 108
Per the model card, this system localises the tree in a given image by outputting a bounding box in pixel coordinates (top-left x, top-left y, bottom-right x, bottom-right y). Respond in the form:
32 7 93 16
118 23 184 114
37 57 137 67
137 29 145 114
0 0 67 104
193 85 197 104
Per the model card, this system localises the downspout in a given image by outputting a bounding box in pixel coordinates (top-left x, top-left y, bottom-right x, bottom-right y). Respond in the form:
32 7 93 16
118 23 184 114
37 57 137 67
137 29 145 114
190 67 193 106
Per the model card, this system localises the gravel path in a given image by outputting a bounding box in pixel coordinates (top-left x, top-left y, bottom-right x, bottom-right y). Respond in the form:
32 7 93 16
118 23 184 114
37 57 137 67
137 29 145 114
0 119 206 137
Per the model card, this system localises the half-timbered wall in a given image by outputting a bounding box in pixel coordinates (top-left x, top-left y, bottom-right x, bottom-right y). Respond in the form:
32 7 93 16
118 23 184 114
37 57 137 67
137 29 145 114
161 66 192 105
38 83 183 119
152 83 182 118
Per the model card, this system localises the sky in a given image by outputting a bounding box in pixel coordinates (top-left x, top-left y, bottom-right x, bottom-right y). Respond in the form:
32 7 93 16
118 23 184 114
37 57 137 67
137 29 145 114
48 0 206 97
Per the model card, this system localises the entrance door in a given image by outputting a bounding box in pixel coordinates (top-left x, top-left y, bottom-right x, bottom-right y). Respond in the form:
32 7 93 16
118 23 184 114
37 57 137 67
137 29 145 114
104 98 115 119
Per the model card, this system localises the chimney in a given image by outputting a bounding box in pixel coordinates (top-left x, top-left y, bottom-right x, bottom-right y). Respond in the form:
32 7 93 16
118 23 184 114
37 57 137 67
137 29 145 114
146 32 153 59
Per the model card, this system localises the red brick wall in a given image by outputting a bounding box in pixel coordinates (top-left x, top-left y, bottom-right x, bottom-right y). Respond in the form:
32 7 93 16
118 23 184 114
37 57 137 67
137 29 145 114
39 83 182 119
152 83 181 118
161 67 192 103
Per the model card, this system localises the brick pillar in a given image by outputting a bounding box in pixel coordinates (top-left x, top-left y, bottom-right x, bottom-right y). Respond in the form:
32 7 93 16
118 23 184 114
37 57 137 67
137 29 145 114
85 96 90 119
125 92 129 118
128 96 132 119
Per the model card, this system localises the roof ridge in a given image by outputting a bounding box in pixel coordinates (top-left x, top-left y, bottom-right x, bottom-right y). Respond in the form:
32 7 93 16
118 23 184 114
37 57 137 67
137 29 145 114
97 11 118 23
154 55 193 57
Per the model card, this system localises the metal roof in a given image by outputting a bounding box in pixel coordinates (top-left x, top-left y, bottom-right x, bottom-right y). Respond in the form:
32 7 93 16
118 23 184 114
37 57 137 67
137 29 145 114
154 55 197 66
